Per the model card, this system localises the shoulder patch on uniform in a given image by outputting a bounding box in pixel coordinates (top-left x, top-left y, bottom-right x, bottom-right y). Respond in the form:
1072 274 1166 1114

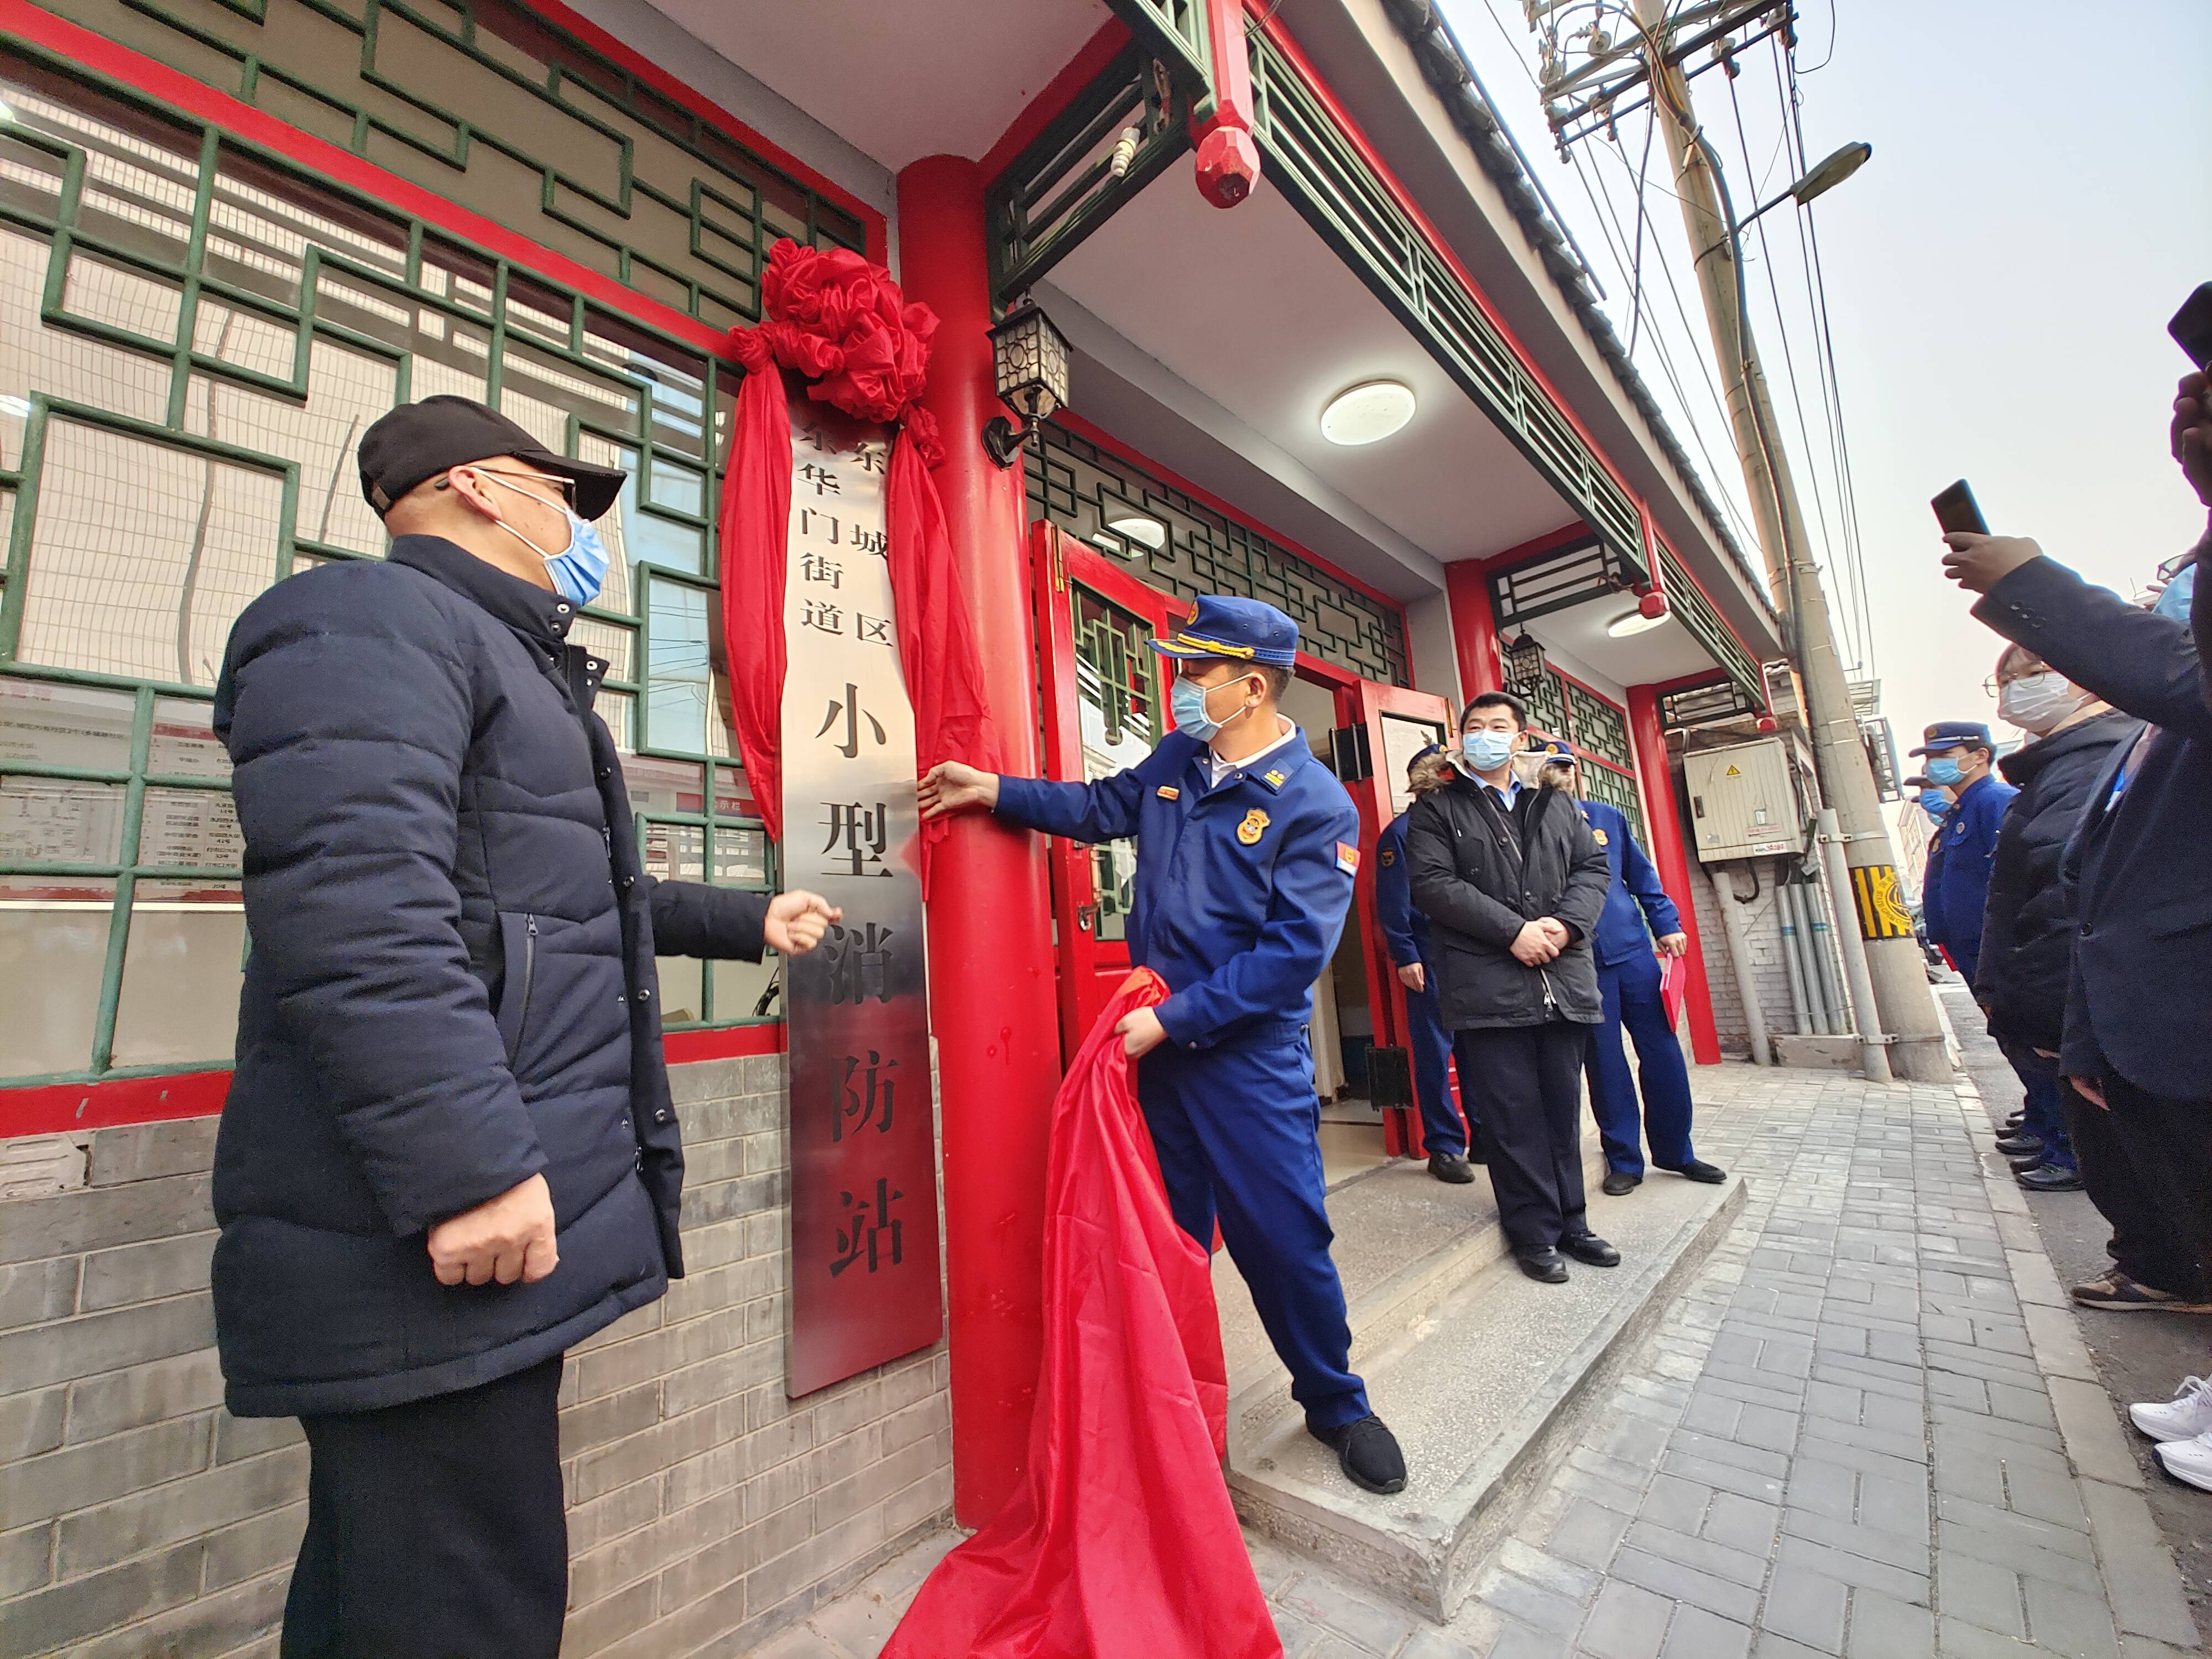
1237 808 1270 846
1263 767 1287 787
1379 846 1396 867
1156 785 1180 800
1335 841 1361 875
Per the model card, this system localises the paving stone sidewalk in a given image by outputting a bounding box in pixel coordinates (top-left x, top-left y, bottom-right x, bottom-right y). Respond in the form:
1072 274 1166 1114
752 1066 2204 1659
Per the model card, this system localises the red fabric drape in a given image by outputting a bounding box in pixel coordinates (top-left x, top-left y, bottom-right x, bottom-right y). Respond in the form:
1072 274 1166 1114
715 241 1002 884
721 328 792 844
886 411 1000 890
881 970 1282 1659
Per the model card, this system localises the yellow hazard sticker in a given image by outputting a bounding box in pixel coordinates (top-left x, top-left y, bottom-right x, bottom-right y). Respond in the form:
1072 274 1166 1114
1724 764 1743 776
1238 808 1271 846
1850 863 1915 940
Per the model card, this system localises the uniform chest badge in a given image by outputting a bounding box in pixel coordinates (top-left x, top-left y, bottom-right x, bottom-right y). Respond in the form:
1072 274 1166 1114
1237 808 1271 846
1263 768 1287 787
1379 847 1396 867
1156 785 1180 800
1592 828 1610 847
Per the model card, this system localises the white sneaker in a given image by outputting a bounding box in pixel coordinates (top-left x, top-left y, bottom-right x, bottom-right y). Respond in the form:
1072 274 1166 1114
2132 1376 2212 1443
2156 1431 2212 1493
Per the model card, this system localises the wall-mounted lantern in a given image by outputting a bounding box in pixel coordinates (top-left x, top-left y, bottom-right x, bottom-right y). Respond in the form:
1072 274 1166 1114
1503 630 1549 695
983 297 1072 468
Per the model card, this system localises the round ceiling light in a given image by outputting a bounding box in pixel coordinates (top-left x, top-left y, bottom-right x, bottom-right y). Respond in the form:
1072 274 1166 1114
1319 379 1416 446
1103 509 1167 551
1606 606 1670 639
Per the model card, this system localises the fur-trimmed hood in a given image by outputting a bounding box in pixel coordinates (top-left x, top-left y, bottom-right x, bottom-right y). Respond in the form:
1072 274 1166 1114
1410 750 1575 800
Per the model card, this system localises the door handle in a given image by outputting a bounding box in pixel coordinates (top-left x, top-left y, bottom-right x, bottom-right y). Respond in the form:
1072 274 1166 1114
1076 902 1098 932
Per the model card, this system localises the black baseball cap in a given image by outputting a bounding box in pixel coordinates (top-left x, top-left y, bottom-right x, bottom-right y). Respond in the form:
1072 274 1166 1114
357 395 627 520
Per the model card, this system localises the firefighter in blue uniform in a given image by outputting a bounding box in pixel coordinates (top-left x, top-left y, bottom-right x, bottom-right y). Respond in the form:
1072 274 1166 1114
1375 744 1480 1182
920 596 1407 1497
1531 746 1727 1197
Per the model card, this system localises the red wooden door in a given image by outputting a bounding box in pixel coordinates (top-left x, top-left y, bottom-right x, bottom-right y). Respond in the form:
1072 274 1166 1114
1340 679 1454 1155
1031 524 1187 1059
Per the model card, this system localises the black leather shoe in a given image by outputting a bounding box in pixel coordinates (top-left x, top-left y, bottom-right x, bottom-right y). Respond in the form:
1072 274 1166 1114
2018 1164 2085 1192
1311 1414 1406 1495
1516 1246 1569 1284
1994 1133 2045 1157
2006 1151 2048 1173
1601 1170 1640 1197
1661 1160 1728 1185
1428 1151 1475 1185
1561 1232 1621 1267
2003 1113 2026 1131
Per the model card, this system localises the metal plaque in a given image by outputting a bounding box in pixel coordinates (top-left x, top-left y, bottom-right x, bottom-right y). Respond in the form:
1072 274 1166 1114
777 378 942 1396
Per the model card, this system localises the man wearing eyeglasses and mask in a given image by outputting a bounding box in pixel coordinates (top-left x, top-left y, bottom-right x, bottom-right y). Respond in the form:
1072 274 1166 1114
920 595 1407 1499
211 396 841 1658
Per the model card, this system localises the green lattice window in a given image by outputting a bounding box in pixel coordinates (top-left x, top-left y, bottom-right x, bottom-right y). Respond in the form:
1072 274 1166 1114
0 58 781 1086
1517 671 1644 846
1027 421 1409 686
35 0 867 331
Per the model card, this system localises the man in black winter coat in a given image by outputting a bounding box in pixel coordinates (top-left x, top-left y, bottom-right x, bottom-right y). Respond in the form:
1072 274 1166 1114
1975 649 2139 1202
1944 370 2212 1343
1407 691 1618 1284
212 397 839 1658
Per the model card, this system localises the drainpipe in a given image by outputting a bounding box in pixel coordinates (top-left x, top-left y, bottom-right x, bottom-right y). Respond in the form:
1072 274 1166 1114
1712 865 1770 1066
1773 880 1815 1038
1802 874 1849 1037
1818 807 1894 1084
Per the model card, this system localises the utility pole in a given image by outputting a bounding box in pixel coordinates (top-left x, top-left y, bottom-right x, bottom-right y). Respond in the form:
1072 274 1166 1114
1536 0 1947 1081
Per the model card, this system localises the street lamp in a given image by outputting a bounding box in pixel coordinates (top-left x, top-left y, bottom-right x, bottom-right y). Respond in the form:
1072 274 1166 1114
983 297 1072 468
1739 141 1872 228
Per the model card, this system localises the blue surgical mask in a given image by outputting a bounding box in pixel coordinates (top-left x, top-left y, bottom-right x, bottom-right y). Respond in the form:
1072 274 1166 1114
1170 676 1244 742
2152 562 2197 622
1462 729 1517 773
1923 757 1965 787
1921 797 1949 824
484 470 613 607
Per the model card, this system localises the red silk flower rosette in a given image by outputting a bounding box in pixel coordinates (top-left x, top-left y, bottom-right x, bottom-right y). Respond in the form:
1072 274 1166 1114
718 241 999 889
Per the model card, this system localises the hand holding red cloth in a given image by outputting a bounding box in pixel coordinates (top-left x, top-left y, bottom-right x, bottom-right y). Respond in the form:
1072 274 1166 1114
881 969 1281 1659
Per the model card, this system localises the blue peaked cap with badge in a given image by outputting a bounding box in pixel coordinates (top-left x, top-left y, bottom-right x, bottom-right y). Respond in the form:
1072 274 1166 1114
1909 721 1992 757
1149 594 1300 667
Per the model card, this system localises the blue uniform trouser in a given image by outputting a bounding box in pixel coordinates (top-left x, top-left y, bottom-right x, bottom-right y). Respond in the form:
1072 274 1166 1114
2001 1039 2074 1172
1138 1032 1368 1433
1406 967 1472 1158
1585 953 1697 1178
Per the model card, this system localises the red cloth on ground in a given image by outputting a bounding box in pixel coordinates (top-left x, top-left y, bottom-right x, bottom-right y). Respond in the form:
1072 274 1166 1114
882 970 1282 1659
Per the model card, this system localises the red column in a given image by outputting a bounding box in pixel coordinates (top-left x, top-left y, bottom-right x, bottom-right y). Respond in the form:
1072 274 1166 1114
896 156 1062 1525
1444 559 1500 702
1627 686 1722 1065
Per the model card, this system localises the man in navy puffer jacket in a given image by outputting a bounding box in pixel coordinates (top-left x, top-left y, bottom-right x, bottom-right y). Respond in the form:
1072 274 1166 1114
212 397 838 1658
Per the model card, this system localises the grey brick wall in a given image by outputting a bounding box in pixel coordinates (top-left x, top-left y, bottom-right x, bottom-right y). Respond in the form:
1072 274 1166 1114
0 1054 952 1658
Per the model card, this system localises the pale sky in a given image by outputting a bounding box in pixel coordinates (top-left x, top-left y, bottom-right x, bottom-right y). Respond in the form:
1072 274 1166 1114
1438 0 2212 761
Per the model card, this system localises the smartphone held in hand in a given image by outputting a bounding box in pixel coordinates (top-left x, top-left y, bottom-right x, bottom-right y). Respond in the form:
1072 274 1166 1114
1931 479 1988 536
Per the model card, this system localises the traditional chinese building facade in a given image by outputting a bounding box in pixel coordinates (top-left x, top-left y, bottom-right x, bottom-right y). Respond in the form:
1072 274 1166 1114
0 1 1792 1652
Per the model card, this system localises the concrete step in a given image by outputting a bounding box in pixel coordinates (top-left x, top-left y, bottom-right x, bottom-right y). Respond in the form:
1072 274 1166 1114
1215 1130 1613 1455
1224 1162 1745 1618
